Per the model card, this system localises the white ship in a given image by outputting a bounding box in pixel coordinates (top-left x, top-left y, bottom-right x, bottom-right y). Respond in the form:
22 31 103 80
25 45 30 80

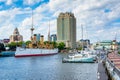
15 10 58 57
15 47 58 57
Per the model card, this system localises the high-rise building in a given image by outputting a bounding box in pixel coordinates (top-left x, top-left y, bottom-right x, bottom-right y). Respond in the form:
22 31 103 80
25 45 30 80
57 12 76 48
36 34 40 41
50 34 57 42
10 28 23 42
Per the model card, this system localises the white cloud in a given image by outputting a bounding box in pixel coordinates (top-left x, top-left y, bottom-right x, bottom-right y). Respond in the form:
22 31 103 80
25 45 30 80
6 0 13 5
0 24 14 39
23 0 43 5
0 0 5 2
0 0 120 43
0 8 23 26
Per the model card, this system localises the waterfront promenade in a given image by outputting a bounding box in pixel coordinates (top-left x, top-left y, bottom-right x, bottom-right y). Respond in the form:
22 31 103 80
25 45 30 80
98 62 108 80
105 51 120 80
108 51 120 69
97 50 109 80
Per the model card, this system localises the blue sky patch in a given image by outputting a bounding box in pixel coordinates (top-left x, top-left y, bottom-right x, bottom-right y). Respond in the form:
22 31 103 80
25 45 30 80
104 9 111 13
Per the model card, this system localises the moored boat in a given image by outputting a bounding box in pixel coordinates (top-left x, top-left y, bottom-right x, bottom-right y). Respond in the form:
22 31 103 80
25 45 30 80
15 10 59 57
62 52 95 63
15 47 58 57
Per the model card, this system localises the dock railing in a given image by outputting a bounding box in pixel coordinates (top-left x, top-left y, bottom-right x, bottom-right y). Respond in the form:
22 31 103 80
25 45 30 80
106 58 120 78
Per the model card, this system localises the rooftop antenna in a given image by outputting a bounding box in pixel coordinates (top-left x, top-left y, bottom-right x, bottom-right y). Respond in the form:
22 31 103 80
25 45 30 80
30 9 34 38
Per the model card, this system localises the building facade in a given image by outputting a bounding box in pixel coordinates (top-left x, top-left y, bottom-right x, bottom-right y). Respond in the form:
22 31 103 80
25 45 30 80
76 39 90 49
50 34 57 42
10 28 23 42
94 40 118 50
36 34 40 42
57 12 76 48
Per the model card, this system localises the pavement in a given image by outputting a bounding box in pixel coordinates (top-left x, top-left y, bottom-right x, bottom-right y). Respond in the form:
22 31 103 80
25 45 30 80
97 50 109 80
97 62 109 80
97 50 120 80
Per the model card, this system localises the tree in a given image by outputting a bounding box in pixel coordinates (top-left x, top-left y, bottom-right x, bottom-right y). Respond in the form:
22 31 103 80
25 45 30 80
118 51 120 54
25 41 31 45
0 43 5 51
17 41 25 46
77 46 82 50
51 41 58 48
6 42 17 51
57 42 65 50
44 41 49 45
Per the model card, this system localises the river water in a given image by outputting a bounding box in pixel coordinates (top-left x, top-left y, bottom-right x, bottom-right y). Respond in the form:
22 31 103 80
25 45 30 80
0 53 98 80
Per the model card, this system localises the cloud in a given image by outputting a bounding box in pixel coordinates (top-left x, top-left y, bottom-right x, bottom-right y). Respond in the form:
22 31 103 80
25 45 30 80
0 24 14 39
0 0 5 2
0 0 120 43
0 7 32 40
0 8 23 25
23 0 43 5
6 0 13 5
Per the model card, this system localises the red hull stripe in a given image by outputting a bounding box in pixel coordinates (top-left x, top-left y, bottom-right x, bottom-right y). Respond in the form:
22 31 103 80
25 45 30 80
15 53 58 57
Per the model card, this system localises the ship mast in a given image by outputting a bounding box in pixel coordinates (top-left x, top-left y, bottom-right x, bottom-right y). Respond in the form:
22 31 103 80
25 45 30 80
81 24 83 51
85 25 89 49
115 32 117 41
48 20 50 42
31 10 34 38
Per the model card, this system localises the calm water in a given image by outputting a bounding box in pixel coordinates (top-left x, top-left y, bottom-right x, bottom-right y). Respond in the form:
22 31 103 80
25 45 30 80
0 53 98 80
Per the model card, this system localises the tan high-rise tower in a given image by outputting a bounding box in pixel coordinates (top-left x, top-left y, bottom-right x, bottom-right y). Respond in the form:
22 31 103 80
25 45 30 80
57 12 76 48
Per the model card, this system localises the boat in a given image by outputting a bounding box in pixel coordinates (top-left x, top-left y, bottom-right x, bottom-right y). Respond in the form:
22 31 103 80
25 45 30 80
15 47 58 57
62 52 95 63
62 24 97 63
83 49 97 61
15 10 58 57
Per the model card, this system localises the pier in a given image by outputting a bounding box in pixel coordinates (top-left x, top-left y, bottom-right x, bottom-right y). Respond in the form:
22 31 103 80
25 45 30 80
105 51 120 80
97 50 109 80
97 50 120 80
98 62 108 80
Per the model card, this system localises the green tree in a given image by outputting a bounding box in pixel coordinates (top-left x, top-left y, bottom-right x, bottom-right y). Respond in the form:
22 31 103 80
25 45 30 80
77 46 82 50
44 41 49 45
17 41 25 46
9 42 17 47
0 43 5 52
6 42 17 51
52 42 58 48
118 51 120 54
57 42 65 50
25 41 31 45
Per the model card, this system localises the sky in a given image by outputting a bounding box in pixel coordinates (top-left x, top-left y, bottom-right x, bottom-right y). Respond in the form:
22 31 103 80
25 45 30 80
0 0 120 43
